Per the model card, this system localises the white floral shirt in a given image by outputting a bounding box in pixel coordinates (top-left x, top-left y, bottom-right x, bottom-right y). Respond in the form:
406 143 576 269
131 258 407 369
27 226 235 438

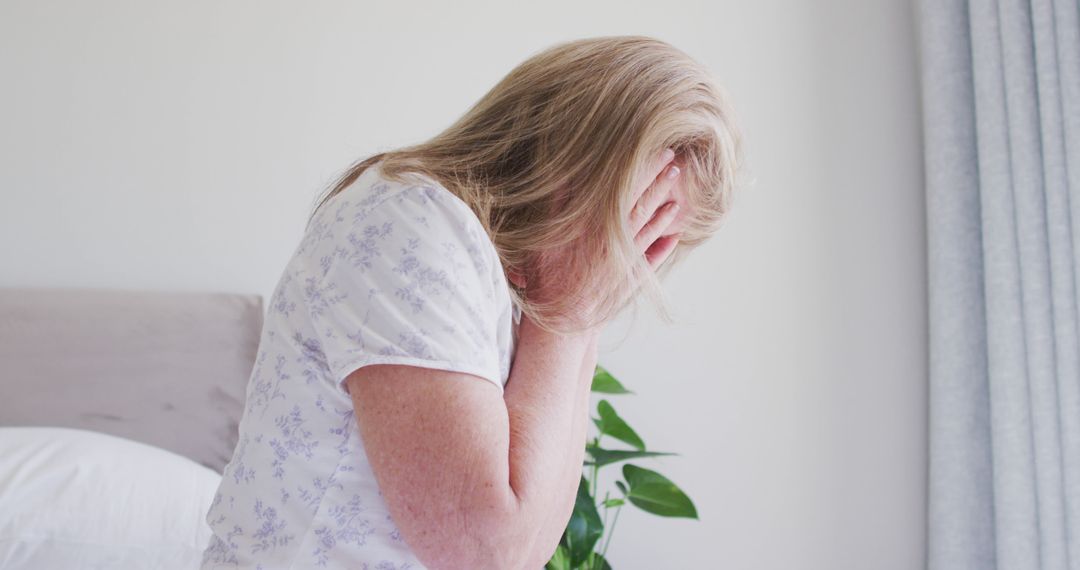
202 163 520 569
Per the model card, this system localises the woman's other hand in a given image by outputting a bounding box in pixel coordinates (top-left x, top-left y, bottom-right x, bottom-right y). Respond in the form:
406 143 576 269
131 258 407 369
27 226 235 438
520 147 684 325
628 147 685 270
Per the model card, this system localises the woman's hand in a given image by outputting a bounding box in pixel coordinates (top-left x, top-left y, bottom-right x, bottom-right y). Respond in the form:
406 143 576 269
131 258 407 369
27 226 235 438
628 147 684 270
515 147 684 327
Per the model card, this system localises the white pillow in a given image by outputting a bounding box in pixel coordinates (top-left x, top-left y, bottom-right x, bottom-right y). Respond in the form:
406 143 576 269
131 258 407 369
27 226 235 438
0 427 221 570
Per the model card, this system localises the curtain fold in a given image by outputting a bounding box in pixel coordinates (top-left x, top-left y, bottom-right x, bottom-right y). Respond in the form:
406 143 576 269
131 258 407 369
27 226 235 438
920 0 1080 569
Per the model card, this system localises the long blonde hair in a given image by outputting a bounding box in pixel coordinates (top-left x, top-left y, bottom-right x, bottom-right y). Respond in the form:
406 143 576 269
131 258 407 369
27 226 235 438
308 35 743 334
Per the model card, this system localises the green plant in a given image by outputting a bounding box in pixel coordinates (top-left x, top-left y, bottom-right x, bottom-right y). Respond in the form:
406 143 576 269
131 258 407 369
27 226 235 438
545 365 699 570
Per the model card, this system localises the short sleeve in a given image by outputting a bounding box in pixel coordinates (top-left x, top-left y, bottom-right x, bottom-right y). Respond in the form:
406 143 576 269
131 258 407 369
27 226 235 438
295 179 505 394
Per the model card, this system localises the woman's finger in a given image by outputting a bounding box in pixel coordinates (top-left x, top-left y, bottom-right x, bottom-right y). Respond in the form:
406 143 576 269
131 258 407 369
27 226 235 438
635 200 680 252
645 233 680 269
629 149 677 231
630 161 681 237
631 148 676 205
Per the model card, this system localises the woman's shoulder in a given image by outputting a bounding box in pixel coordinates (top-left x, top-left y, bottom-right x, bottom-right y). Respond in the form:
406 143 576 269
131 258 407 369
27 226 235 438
343 166 485 236
369 168 489 242
294 163 507 301
283 163 517 391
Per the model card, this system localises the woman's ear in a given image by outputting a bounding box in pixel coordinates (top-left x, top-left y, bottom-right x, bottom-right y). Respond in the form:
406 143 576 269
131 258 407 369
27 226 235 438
507 268 527 289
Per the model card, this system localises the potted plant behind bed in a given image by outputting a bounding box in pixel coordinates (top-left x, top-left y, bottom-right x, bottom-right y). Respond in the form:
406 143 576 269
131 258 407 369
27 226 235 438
545 365 699 570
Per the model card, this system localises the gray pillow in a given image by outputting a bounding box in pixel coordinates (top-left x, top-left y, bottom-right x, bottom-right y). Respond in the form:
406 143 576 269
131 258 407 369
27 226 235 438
0 287 262 472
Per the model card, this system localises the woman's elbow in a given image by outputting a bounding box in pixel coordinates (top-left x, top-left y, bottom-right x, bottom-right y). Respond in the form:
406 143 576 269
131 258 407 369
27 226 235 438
420 489 540 570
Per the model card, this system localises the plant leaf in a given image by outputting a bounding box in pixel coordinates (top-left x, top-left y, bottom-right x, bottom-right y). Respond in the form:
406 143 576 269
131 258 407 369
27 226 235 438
585 445 677 467
544 544 571 570
594 400 646 450
615 480 628 496
591 365 633 394
622 464 699 519
586 551 614 570
603 497 625 508
564 476 604 567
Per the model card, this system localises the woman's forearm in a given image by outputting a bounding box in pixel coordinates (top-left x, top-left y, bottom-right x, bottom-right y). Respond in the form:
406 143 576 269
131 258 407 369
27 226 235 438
501 315 600 567
526 328 600 566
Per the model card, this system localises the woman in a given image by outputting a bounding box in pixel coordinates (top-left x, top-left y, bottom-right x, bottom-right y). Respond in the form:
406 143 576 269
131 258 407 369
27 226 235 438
202 35 741 569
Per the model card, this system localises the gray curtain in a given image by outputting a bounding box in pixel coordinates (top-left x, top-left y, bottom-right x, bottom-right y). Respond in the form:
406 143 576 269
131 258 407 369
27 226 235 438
920 0 1080 569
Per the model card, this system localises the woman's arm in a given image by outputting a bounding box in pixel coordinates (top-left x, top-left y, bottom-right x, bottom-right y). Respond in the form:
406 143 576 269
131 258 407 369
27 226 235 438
346 320 599 570
349 147 682 569
503 316 601 568
518 319 602 567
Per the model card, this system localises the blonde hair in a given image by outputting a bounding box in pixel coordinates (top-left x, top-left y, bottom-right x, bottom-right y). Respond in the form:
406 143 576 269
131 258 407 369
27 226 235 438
309 35 743 334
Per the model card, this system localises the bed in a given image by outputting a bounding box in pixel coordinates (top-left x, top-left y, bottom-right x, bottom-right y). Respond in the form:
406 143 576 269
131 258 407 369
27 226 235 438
0 287 263 569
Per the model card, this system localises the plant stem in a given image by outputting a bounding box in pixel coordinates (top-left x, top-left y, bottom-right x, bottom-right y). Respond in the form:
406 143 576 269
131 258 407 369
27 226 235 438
599 504 623 561
590 435 601 498
587 433 601 570
590 463 599 499
591 492 611 570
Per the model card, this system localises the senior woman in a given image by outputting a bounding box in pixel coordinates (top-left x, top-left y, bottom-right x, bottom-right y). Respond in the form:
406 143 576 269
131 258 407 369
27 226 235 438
201 35 741 569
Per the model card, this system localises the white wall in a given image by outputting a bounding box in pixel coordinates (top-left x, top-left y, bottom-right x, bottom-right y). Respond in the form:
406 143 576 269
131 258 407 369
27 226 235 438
0 1 926 568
